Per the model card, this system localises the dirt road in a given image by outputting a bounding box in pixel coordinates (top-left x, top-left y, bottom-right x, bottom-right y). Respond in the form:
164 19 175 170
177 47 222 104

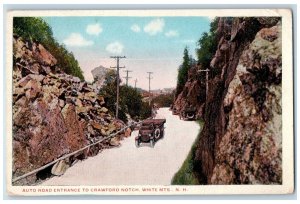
42 108 200 186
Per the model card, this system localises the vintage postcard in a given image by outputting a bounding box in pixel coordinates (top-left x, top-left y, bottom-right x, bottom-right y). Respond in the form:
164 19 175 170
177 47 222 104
6 9 293 196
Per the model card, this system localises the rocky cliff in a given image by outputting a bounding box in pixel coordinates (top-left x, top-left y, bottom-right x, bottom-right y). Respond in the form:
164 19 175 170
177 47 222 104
173 65 206 119
12 36 130 185
210 22 282 184
193 17 281 184
173 17 282 184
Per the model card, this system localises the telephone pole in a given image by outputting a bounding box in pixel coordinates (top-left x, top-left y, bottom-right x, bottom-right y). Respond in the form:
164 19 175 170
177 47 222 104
134 78 138 89
197 68 210 101
123 70 132 86
110 56 126 119
147 72 153 105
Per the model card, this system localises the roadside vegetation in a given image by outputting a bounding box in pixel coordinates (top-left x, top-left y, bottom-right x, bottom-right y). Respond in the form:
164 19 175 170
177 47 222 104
152 91 175 108
171 120 204 185
99 70 152 122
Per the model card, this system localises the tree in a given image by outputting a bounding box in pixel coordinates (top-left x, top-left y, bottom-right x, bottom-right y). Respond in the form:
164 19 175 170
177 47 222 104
99 71 152 122
152 92 175 107
13 17 84 80
196 18 219 69
176 47 191 96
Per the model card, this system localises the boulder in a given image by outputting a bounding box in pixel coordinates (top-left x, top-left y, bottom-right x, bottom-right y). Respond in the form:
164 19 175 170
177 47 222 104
15 96 28 107
87 125 96 136
97 96 105 105
91 121 102 130
106 124 116 135
78 82 87 91
72 77 81 83
101 128 108 136
82 86 93 92
42 85 61 97
34 43 57 66
17 74 44 87
59 99 65 108
24 80 41 100
51 160 70 176
75 98 83 107
109 137 120 146
75 106 89 113
84 92 97 102
61 104 87 151
100 107 108 113
124 128 132 137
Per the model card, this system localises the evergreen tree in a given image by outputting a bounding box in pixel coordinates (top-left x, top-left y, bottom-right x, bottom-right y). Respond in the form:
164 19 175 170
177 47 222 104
196 18 219 69
176 47 190 96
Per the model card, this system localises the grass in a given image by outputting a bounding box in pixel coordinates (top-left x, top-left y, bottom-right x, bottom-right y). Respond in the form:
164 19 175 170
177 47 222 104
171 120 204 185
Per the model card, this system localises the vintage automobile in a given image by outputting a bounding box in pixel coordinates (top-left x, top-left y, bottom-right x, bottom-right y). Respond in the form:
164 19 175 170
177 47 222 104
172 108 180 115
135 119 166 148
180 106 196 121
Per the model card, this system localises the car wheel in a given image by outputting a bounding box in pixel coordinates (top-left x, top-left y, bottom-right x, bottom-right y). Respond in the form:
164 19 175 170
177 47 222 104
161 129 164 139
150 139 155 148
154 128 160 140
135 139 140 148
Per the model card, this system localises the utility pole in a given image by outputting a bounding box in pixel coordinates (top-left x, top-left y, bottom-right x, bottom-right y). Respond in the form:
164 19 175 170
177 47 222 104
197 68 210 101
134 78 138 89
147 72 153 105
110 56 126 119
123 70 132 86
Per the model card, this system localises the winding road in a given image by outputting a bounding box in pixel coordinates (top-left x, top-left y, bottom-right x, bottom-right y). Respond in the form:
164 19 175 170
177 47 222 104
41 108 200 186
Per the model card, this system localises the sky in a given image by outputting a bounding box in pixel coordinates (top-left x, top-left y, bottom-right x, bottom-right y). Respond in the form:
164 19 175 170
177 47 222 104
43 16 212 90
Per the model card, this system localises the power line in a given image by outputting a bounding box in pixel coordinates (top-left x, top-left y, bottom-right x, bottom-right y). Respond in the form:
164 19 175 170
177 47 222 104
123 70 132 86
110 56 126 119
147 72 153 105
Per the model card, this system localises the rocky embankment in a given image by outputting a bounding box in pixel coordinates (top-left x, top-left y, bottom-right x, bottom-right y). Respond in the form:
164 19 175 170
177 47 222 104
173 65 206 119
195 17 282 184
209 20 282 184
12 36 131 185
173 17 282 184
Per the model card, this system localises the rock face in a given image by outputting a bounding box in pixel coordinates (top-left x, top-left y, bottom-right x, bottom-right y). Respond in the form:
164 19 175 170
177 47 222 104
91 65 110 92
211 23 282 184
191 17 281 184
173 66 206 119
12 36 130 184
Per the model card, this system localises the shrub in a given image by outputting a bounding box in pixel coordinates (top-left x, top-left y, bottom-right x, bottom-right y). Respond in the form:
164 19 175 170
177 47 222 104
152 92 175 107
171 120 204 185
99 71 152 122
